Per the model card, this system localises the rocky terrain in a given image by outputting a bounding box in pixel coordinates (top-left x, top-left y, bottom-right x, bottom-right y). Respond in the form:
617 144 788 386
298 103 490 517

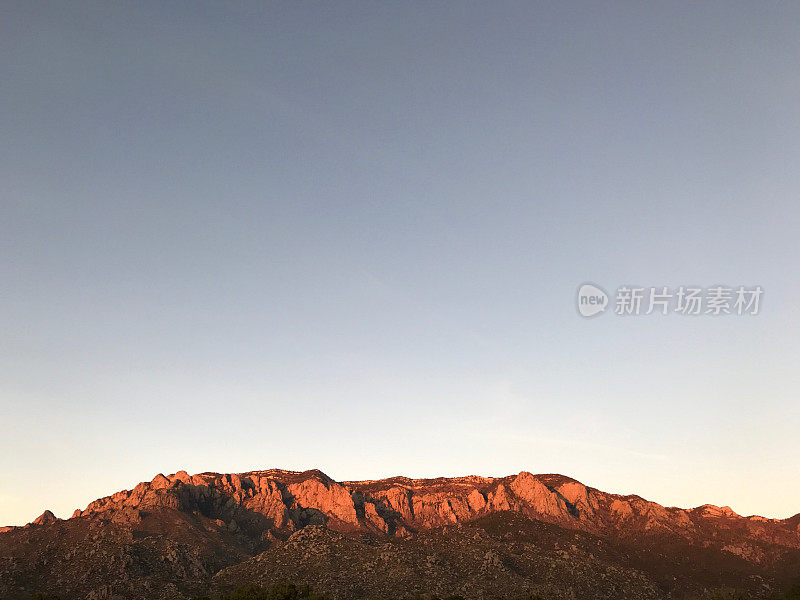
1 468 799 599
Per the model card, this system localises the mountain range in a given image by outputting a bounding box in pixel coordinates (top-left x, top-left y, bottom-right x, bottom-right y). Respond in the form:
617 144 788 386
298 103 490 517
1 468 799 599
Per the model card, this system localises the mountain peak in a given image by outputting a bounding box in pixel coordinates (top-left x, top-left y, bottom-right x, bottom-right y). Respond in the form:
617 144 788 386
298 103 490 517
31 510 58 526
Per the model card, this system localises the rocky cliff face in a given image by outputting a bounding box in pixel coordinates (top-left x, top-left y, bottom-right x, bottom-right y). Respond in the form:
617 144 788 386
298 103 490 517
2 468 800 600
66 468 800 549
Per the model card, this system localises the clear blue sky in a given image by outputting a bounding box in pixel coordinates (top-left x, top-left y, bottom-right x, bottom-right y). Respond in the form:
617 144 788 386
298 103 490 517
2 2 799 525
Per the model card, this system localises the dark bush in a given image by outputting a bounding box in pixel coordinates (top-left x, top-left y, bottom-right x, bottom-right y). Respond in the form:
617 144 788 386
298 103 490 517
774 583 800 600
218 582 328 600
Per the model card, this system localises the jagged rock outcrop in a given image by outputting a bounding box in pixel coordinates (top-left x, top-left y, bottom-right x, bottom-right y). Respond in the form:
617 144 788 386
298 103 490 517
31 510 58 526
60 467 800 553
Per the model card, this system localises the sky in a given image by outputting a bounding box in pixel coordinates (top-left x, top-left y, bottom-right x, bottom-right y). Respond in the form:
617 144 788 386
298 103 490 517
2 2 799 526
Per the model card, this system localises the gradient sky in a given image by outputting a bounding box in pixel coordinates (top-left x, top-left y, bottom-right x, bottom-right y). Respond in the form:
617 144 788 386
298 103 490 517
2 2 800 526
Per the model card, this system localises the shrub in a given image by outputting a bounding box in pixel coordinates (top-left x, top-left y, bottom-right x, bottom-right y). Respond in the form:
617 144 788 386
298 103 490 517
218 582 328 600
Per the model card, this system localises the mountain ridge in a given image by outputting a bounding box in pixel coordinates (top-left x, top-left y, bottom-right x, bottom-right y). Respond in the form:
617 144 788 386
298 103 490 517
2 467 799 599
22 467 795 537
7 468 793 528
